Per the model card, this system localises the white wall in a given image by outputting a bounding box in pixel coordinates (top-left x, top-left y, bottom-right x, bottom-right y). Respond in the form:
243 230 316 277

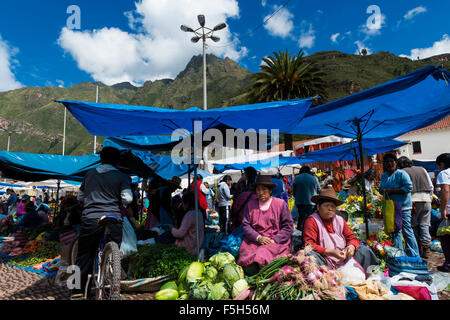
397 128 450 161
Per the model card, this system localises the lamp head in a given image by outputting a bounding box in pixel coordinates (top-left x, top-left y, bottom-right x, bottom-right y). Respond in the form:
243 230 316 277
213 22 226 31
197 15 205 27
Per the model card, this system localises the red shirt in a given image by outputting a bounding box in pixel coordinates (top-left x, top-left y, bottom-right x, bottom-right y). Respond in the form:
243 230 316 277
302 215 360 255
191 181 208 210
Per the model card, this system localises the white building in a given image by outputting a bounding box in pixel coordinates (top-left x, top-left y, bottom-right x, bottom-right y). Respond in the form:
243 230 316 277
397 115 450 161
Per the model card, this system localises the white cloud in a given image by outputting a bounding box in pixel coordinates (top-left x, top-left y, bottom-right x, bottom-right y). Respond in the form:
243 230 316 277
0 35 22 92
404 6 427 20
261 0 267 7
331 33 340 43
354 41 372 55
400 34 450 60
263 7 294 39
298 22 316 49
58 0 246 86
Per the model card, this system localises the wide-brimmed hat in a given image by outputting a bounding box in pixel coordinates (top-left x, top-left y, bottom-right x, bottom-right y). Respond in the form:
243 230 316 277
311 186 343 206
21 194 31 202
251 174 277 189
167 176 181 189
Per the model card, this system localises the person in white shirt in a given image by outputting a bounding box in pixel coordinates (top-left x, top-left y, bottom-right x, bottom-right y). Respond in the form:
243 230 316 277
436 153 450 273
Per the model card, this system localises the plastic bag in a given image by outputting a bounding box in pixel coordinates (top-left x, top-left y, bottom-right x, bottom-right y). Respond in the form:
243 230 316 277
120 217 138 258
437 219 450 237
366 265 391 292
337 257 366 286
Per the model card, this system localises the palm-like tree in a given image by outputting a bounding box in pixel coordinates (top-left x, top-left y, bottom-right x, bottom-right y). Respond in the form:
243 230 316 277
247 49 328 103
247 49 328 151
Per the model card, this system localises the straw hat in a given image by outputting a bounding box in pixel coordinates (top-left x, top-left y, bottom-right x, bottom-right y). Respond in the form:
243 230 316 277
251 174 277 189
311 186 343 206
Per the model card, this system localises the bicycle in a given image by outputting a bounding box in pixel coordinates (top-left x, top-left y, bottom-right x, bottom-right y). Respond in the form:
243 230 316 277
70 215 122 300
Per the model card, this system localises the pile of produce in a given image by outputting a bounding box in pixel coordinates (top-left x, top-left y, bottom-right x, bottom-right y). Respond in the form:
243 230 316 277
8 241 59 268
155 252 249 300
0 230 28 256
23 240 45 254
121 244 196 280
246 245 346 300
24 224 52 241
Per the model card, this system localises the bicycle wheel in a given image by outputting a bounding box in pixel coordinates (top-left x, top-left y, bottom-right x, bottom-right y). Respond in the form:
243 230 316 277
96 241 121 300
69 236 79 266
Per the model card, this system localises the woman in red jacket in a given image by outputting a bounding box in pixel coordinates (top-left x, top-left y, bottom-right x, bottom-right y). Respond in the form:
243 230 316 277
302 186 378 272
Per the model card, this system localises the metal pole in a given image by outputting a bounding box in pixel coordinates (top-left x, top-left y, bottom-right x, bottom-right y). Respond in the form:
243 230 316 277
7 133 10 152
356 121 370 239
202 33 207 111
62 108 67 155
56 180 61 216
94 85 98 153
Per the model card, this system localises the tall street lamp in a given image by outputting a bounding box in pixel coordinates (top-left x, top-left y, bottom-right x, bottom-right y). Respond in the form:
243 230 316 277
181 15 226 110
0 128 22 152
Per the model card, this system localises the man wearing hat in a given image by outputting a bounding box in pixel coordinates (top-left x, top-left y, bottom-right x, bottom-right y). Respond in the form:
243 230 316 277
303 186 378 272
237 175 294 274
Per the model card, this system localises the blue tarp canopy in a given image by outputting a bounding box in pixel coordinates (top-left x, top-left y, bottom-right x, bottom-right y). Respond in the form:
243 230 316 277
0 182 24 188
57 98 314 136
214 138 407 172
0 152 100 182
0 150 191 182
412 160 439 173
289 66 450 139
102 135 183 152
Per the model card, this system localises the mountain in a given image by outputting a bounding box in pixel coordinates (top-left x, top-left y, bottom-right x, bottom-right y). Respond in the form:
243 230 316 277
0 51 448 155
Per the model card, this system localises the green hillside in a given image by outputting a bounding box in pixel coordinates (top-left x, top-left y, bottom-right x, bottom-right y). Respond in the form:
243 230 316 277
0 51 448 155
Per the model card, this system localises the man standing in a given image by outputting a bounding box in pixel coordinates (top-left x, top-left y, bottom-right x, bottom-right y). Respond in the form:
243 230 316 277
217 175 233 234
71 147 133 300
436 153 450 273
293 166 321 231
397 157 434 259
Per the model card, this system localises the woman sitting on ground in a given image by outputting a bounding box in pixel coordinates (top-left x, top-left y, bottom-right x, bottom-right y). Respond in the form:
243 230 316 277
170 191 205 256
13 201 43 230
237 175 294 274
302 186 379 272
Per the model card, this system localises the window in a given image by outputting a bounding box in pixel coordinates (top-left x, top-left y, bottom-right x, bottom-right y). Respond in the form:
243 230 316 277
412 141 422 154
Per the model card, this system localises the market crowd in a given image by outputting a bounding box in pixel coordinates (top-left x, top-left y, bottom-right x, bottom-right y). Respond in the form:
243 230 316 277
2 147 449 300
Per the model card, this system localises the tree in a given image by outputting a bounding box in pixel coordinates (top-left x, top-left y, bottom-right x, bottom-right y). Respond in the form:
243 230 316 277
247 49 328 103
246 49 328 151
361 48 368 56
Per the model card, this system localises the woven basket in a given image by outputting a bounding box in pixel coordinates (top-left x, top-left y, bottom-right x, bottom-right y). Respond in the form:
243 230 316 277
120 276 169 293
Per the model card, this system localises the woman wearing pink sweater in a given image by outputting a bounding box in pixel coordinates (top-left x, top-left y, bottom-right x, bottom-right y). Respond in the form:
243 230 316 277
170 191 204 256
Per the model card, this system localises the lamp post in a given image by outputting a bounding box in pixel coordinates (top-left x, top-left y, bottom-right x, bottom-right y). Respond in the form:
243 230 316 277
0 128 22 152
94 85 98 154
181 15 226 110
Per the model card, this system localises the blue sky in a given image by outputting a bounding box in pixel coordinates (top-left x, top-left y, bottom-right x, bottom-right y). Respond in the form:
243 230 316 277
0 0 448 91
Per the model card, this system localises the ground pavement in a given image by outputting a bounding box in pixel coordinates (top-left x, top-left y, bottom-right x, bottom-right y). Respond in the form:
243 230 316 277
0 251 448 300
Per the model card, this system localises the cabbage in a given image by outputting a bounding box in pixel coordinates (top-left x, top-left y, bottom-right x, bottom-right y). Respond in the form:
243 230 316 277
232 279 248 299
208 282 230 300
223 263 244 287
186 262 205 282
209 252 235 270
189 280 213 300
204 265 218 281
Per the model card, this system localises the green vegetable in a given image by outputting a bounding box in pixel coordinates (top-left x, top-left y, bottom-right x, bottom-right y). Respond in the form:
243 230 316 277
178 294 189 300
178 282 187 295
208 252 235 271
8 241 59 268
204 265 218 281
186 262 205 282
232 279 248 299
208 282 230 300
160 281 178 291
177 264 189 284
189 280 213 300
121 244 196 280
155 289 179 300
223 263 244 287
